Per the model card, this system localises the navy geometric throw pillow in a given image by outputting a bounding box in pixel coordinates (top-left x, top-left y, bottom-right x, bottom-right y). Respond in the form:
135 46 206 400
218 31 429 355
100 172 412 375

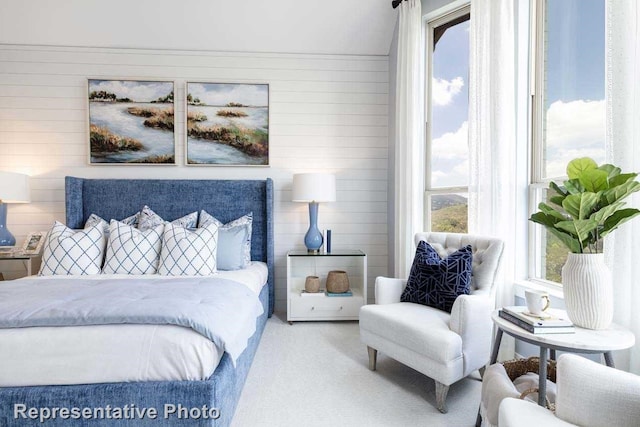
400 241 473 313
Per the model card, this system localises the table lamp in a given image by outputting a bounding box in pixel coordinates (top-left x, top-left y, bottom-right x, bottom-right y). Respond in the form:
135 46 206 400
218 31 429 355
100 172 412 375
0 171 30 246
292 173 336 253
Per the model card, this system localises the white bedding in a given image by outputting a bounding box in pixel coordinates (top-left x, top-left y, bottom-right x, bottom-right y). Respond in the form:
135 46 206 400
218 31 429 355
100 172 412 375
0 262 268 387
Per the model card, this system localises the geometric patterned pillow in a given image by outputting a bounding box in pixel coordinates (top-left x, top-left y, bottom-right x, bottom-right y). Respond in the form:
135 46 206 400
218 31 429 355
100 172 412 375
84 212 138 236
102 220 164 275
158 223 218 276
199 210 252 270
400 241 472 313
137 205 198 231
38 221 106 276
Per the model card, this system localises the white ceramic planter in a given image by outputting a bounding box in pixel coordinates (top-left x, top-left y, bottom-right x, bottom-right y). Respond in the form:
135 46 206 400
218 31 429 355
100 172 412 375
562 253 613 330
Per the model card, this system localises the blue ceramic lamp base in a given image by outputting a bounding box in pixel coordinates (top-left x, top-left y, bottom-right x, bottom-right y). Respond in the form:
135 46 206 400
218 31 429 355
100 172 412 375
0 203 16 246
304 202 324 253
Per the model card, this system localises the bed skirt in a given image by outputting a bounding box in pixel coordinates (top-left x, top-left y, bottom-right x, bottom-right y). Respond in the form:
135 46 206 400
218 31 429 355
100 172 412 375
0 284 269 426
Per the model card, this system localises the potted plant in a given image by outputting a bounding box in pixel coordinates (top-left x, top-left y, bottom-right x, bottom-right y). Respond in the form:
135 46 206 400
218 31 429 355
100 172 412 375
530 157 640 329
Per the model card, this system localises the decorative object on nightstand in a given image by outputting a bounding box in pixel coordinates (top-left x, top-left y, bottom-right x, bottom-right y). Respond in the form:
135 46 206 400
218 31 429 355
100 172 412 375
304 275 321 293
22 231 47 255
292 173 336 253
326 270 349 293
0 171 30 246
530 157 640 329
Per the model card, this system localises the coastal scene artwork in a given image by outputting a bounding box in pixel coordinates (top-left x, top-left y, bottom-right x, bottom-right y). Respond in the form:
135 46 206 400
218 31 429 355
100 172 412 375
186 82 269 166
88 79 175 164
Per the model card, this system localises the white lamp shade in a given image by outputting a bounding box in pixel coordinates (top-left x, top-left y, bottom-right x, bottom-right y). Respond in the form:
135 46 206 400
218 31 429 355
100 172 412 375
0 171 30 203
292 173 336 202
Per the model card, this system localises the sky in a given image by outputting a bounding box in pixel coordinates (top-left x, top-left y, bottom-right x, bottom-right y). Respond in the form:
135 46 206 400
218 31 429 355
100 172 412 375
89 80 173 102
187 83 268 107
429 0 605 186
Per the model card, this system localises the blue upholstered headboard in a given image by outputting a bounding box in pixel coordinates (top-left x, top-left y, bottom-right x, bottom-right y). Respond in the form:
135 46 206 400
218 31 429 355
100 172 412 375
65 176 274 316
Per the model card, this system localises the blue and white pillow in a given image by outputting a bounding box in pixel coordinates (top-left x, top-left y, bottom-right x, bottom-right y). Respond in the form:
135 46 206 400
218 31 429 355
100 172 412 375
400 241 473 313
85 212 138 236
158 223 218 276
199 211 252 270
102 220 164 275
138 206 198 231
39 221 106 276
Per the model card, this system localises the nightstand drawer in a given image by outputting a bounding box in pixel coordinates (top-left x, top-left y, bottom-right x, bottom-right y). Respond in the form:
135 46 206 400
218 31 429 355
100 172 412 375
290 296 363 319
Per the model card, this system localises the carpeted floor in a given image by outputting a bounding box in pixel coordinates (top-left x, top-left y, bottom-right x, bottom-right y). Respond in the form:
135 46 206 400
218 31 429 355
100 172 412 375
232 313 482 427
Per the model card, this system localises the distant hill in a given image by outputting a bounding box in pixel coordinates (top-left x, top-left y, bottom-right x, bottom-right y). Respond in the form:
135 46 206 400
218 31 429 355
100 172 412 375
431 194 467 210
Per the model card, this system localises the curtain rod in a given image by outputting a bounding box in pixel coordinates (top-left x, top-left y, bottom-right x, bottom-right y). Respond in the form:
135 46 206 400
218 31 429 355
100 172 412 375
391 0 406 9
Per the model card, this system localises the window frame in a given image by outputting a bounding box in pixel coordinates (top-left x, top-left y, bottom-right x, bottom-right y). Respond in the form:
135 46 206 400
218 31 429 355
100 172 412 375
424 4 471 232
527 0 606 287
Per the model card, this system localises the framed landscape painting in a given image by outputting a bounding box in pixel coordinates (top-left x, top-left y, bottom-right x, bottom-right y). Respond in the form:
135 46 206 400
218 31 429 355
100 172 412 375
185 82 269 166
88 79 176 164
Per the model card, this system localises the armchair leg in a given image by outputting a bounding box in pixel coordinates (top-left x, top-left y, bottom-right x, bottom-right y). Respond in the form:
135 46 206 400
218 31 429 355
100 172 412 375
435 381 450 414
479 366 486 379
367 346 377 371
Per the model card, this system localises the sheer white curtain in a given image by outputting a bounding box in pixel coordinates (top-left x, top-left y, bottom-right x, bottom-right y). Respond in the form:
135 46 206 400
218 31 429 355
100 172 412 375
606 0 640 373
468 0 518 359
394 0 424 277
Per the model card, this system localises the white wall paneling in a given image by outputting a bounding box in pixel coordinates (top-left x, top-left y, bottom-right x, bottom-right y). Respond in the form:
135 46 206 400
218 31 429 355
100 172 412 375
0 45 388 312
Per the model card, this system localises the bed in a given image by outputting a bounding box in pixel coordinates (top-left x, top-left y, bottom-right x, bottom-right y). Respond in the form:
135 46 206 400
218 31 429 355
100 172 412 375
0 177 274 426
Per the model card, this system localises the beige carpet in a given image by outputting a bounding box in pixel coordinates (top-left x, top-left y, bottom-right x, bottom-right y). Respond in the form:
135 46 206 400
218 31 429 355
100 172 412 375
232 313 482 427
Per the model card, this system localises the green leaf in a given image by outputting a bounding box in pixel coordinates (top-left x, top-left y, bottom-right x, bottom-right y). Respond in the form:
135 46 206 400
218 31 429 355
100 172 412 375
549 181 568 197
547 227 583 253
564 178 585 195
601 180 640 205
590 202 624 224
567 157 598 180
555 219 598 248
598 164 621 178
549 195 566 206
529 212 561 228
562 193 599 220
579 169 609 192
601 208 640 237
609 172 638 188
538 202 568 220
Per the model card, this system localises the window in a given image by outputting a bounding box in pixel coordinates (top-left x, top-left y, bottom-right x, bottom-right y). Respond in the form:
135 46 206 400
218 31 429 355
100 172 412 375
529 0 606 284
425 6 470 233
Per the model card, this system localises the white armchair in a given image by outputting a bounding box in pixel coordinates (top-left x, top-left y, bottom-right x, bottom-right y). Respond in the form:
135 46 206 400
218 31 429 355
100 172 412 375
499 353 640 427
359 232 504 413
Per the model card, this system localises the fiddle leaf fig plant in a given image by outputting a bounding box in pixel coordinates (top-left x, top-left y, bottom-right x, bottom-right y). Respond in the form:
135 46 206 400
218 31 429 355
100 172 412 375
530 157 640 253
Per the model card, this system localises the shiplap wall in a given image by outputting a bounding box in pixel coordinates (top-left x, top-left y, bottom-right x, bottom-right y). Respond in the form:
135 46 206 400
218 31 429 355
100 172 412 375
0 44 389 311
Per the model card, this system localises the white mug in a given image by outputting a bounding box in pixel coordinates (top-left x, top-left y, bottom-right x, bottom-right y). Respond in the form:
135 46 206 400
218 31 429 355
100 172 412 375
525 289 550 315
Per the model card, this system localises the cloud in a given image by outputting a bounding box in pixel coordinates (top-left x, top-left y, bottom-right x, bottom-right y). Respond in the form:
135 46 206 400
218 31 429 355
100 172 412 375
89 80 173 102
430 121 469 187
432 77 464 106
545 99 605 178
187 83 268 107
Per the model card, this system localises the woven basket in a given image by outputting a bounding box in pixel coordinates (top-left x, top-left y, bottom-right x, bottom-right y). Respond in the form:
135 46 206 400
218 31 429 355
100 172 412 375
501 356 557 409
326 270 350 293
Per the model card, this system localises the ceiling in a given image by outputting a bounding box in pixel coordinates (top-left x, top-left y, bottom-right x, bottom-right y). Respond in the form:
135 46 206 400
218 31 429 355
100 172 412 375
0 0 398 56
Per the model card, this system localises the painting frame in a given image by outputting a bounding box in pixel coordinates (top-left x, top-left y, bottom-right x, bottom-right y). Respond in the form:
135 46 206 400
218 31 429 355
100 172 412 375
22 231 47 255
87 78 177 165
185 82 269 167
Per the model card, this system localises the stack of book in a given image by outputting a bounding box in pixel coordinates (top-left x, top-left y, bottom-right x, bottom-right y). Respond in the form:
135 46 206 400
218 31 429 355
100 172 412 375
499 306 575 334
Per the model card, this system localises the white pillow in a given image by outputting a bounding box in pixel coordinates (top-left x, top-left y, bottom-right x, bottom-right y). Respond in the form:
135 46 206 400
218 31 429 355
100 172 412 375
102 220 164 275
39 221 106 275
85 212 138 236
138 205 198 231
158 223 218 276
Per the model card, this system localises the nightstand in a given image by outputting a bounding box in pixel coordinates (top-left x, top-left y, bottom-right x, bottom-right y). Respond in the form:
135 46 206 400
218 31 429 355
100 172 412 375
287 249 367 323
0 252 38 280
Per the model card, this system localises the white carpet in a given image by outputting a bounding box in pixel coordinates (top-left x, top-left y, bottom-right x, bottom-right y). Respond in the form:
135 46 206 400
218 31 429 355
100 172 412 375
232 313 482 427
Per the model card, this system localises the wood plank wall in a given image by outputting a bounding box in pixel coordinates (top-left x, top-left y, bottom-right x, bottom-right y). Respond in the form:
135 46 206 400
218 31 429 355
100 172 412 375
0 45 389 311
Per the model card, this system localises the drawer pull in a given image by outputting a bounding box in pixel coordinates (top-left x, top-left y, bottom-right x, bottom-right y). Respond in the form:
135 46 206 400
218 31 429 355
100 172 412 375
310 306 344 311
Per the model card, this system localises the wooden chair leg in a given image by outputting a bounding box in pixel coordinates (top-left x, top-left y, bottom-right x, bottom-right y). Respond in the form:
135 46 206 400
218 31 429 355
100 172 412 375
367 346 377 371
435 381 450 414
479 366 486 379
